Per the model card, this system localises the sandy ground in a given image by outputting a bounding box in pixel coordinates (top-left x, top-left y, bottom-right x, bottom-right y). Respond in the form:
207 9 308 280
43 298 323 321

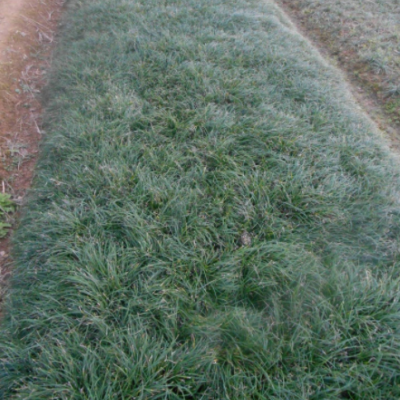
0 0 63 301
0 0 26 43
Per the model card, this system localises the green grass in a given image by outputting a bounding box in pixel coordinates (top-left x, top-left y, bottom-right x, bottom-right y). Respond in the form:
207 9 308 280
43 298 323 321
0 193 15 238
1 0 400 398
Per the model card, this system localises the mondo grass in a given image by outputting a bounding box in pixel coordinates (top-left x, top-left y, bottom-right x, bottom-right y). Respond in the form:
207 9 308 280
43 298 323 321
1 0 400 398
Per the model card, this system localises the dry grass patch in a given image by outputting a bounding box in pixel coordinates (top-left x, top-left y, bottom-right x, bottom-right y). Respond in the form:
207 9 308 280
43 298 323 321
277 0 400 132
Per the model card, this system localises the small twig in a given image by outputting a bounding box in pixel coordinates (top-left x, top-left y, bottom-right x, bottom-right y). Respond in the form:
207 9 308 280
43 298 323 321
22 15 53 31
34 119 41 135
36 28 53 43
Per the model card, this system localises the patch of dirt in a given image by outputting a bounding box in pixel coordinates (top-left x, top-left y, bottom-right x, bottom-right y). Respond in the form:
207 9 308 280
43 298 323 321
276 0 400 151
0 0 64 305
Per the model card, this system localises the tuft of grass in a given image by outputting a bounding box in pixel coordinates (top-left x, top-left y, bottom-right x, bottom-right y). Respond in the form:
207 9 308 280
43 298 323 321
0 193 15 238
1 0 400 398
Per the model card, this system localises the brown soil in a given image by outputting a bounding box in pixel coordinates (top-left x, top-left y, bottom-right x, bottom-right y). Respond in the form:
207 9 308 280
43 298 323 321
277 0 400 151
0 0 64 301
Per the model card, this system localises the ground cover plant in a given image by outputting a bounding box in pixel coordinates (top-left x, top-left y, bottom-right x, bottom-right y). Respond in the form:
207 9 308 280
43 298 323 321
0 193 15 238
1 0 400 398
277 0 400 127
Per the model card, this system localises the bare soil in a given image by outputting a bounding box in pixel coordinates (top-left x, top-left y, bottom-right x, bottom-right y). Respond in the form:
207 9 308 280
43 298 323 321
0 0 64 303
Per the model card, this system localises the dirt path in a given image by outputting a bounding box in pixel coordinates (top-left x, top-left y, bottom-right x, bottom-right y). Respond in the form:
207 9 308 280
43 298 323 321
0 0 64 305
0 0 26 42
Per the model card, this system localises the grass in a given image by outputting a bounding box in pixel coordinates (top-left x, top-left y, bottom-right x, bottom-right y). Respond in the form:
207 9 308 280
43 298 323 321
1 0 400 398
277 0 400 125
0 194 15 238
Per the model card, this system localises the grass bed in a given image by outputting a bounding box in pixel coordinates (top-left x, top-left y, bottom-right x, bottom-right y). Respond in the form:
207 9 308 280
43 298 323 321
1 0 400 398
